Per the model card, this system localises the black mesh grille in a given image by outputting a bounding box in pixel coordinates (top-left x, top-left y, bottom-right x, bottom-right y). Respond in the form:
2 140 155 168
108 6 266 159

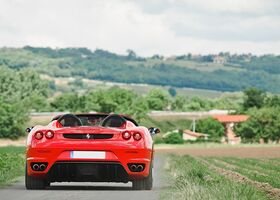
63 133 113 139
47 162 128 182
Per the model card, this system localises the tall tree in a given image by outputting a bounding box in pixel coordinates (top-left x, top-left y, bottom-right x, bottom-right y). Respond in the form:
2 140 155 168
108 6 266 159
243 88 266 110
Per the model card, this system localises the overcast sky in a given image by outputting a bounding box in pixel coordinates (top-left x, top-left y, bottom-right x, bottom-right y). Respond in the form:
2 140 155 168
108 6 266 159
0 0 280 56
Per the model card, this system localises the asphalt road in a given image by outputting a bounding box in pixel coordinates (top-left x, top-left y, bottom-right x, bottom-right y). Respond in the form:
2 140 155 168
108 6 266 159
0 154 166 200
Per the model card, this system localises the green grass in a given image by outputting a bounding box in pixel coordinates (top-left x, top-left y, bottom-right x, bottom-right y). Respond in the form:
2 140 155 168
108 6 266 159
0 146 25 154
0 146 25 186
162 155 269 200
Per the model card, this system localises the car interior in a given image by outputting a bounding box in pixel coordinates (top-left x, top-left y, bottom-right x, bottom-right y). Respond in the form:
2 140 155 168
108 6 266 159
54 113 138 127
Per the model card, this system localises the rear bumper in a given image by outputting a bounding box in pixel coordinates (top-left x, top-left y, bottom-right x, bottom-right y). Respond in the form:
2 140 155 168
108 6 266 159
47 161 129 183
26 145 153 182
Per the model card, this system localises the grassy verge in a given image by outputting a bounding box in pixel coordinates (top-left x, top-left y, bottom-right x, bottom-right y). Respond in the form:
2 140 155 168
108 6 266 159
162 155 269 200
0 146 25 186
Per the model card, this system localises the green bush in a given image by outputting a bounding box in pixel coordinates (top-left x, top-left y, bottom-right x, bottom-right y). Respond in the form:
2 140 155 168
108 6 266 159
164 132 184 144
0 67 49 138
196 117 224 140
0 100 29 139
235 107 280 142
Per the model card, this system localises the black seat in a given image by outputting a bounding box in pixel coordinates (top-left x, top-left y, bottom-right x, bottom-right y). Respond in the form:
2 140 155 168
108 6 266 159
101 114 126 128
57 114 83 127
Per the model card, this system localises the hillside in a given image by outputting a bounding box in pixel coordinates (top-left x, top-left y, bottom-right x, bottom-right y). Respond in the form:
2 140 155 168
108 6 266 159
1 46 280 93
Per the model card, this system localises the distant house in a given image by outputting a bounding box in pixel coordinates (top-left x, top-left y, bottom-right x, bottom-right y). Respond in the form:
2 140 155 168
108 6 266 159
213 55 226 64
183 129 208 141
213 115 249 144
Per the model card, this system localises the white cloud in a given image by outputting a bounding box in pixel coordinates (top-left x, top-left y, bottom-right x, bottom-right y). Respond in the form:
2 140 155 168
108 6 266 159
0 0 279 56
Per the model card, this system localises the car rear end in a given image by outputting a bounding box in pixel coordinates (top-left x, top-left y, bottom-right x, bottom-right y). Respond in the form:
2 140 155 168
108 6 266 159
26 126 153 187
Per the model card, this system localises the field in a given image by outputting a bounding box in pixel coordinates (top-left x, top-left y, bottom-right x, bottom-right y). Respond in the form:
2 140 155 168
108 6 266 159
127 59 244 72
41 74 224 98
160 145 280 200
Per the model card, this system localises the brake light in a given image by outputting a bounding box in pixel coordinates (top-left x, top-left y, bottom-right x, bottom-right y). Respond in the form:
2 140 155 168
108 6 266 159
122 131 131 140
34 132 44 140
133 132 142 141
45 130 54 139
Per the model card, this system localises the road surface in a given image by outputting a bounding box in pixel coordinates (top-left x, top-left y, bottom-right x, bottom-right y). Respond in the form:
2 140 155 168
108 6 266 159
0 154 166 200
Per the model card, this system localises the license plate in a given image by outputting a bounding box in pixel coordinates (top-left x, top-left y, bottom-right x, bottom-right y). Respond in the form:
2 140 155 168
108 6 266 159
70 151 106 159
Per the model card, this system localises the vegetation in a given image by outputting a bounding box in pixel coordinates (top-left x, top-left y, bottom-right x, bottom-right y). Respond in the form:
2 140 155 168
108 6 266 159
162 155 269 200
2 47 280 92
196 117 225 140
206 157 280 189
0 146 25 186
243 88 266 110
1 47 280 143
0 67 49 138
235 88 280 143
163 132 184 144
236 107 280 143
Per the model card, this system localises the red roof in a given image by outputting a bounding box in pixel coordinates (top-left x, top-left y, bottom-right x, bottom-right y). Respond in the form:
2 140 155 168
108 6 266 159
213 115 249 123
183 130 208 137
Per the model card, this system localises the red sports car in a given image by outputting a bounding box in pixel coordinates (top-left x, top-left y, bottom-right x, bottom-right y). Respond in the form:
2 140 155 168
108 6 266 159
25 113 159 190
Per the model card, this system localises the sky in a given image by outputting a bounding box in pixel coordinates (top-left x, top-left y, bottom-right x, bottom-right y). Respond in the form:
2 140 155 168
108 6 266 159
0 0 280 56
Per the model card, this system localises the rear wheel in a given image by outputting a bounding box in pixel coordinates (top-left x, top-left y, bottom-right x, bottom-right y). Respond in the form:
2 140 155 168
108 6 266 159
25 164 47 190
132 163 153 190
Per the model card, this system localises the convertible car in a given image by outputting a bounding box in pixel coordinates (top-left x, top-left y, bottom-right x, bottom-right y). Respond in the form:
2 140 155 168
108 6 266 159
25 113 159 190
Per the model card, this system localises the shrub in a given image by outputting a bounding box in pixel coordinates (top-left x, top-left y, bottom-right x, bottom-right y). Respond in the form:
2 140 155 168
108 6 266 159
164 132 184 144
196 117 224 140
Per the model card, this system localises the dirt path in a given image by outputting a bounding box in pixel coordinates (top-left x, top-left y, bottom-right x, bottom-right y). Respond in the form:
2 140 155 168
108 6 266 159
156 146 280 158
0 138 26 147
198 158 280 200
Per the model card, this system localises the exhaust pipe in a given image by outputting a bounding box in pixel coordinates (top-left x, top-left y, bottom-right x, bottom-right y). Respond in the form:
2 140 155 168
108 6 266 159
130 165 137 171
137 165 144 172
32 164 39 171
39 164 46 171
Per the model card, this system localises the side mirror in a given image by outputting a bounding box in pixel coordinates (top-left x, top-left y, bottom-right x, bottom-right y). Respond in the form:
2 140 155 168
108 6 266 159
26 127 33 133
148 127 160 135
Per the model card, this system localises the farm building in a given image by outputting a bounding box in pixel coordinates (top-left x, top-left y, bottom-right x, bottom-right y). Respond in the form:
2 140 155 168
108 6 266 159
213 55 227 64
213 115 249 144
183 129 208 141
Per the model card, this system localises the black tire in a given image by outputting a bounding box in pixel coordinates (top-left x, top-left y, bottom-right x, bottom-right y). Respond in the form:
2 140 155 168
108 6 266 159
145 165 153 190
132 164 153 190
132 178 146 190
25 164 47 190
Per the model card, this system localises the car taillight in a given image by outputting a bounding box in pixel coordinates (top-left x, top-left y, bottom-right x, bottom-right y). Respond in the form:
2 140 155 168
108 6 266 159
122 131 131 140
133 132 142 141
45 130 54 139
34 132 44 140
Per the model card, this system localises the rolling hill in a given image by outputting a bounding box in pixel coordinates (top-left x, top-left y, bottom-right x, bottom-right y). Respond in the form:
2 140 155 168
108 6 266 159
1 46 280 93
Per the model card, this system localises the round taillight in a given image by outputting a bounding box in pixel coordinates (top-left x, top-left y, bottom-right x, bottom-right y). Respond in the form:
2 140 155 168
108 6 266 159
133 132 142 141
45 131 54 139
34 132 44 140
122 131 131 140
